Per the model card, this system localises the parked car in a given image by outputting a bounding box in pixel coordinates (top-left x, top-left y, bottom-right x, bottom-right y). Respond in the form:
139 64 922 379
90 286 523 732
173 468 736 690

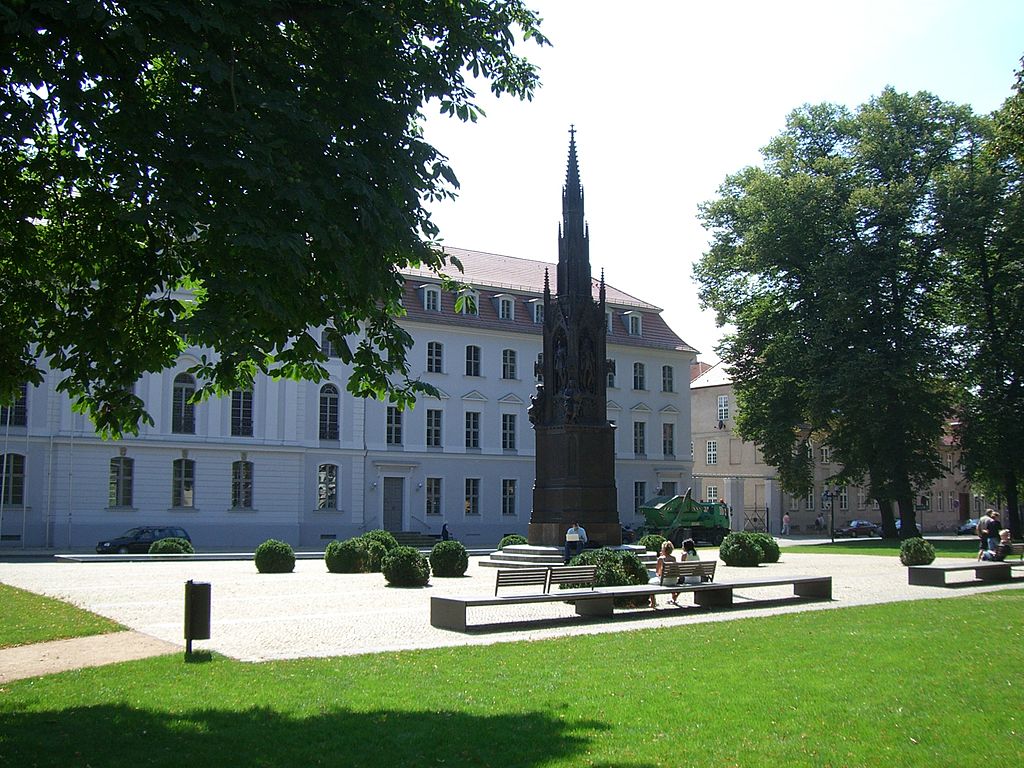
835 520 881 537
895 519 922 536
96 526 191 554
956 518 980 536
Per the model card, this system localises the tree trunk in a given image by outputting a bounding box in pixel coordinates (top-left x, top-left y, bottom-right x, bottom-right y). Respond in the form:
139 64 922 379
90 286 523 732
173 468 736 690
1004 471 1021 540
897 497 918 539
878 498 897 538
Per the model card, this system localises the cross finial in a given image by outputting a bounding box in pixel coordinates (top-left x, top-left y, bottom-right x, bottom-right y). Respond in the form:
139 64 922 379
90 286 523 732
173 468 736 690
569 124 576 140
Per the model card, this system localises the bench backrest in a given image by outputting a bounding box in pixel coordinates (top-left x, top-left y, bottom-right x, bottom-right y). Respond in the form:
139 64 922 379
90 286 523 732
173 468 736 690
495 568 550 596
659 560 716 585
1010 542 1024 561
547 565 598 592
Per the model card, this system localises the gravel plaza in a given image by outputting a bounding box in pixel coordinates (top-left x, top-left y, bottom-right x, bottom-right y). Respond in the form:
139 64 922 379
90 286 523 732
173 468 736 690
2 547 1022 665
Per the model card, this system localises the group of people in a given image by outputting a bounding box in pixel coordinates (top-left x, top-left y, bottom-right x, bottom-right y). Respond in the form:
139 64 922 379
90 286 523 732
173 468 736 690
976 509 1012 562
647 538 700 608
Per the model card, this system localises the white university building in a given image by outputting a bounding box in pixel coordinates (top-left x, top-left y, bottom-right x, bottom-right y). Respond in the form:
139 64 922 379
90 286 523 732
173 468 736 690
1 247 698 551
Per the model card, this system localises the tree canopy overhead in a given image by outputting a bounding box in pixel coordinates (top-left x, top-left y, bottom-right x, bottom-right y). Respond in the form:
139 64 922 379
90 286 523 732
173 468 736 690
0 0 548 436
696 88 981 535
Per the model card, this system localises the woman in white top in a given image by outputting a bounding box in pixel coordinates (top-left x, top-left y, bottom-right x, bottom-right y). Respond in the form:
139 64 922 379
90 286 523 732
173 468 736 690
680 538 701 584
647 540 677 608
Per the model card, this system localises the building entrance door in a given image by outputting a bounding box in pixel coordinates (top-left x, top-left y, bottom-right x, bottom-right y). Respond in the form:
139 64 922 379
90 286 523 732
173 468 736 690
382 477 404 532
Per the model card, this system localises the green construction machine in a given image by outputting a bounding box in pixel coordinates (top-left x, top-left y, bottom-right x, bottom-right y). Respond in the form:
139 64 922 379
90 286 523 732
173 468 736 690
639 488 732 546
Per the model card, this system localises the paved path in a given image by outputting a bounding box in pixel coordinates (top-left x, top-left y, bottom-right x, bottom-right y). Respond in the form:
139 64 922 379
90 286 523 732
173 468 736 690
1 551 1020 680
0 631 180 683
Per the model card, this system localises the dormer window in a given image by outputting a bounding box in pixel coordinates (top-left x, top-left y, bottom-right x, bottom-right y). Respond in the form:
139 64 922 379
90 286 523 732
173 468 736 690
527 299 544 324
625 311 642 336
495 294 514 320
606 311 613 334
458 290 479 315
422 285 441 312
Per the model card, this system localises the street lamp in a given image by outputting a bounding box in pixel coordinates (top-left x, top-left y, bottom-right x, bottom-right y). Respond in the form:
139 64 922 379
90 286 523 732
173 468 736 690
821 486 838 544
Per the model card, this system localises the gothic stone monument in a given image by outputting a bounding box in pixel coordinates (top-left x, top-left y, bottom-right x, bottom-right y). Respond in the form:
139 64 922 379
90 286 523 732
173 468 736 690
528 131 621 547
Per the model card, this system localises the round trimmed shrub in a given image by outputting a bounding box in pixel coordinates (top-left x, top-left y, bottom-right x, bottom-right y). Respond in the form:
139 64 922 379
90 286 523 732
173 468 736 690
638 533 666 552
255 539 295 573
429 540 469 577
360 538 387 572
900 536 936 566
362 529 399 553
719 532 764 567
325 538 367 573
563 548 648 607
748 532 780 564
149 537 194 554
382 545 430 586
498 534 528 550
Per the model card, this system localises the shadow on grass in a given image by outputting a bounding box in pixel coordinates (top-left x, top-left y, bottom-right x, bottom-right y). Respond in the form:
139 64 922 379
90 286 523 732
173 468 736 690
0 703 621 768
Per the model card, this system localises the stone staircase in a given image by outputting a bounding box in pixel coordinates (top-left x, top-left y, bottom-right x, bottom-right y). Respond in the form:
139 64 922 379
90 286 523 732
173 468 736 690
391 531 441 549
479 543 655 569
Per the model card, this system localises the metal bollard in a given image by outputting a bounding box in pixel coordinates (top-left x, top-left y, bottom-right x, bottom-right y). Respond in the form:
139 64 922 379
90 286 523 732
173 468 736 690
184 579 211 657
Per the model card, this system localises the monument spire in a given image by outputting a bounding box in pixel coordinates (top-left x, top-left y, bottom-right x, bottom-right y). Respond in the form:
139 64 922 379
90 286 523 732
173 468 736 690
558 125 591 300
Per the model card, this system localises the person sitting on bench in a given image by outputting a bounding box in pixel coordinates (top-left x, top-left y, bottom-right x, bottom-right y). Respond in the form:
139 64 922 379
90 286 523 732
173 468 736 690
648 540 679 608
980 529 1012 562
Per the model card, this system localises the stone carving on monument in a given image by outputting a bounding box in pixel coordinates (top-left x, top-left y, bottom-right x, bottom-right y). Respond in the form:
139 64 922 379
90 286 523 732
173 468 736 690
528 128 621 547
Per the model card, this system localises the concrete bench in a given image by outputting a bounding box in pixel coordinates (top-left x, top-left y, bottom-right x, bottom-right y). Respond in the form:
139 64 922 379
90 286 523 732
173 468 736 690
430 566 831 631
908 548 1024 587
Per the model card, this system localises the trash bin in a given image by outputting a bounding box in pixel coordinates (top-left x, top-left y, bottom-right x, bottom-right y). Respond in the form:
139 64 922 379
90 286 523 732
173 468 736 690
184 579 211 655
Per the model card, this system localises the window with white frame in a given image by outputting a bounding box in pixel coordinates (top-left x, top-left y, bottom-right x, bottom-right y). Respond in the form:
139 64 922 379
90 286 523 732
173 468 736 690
706 485 719 503
662 423 675 457
936 490 944 511
502 413 517 451
789 494 799 511
465 345 481 377
717 395 729 422
108 456 133 507
535 352 544 383
839 487 849 510
320 328 340 358
425 477 442 515
633 481 646 515
464 478 480 515
502 479 517 516
633 421 646 456
821 446 832 464
662 366 674 393
423 285 441 312
628 313 642 336
1 453 25 505
386 406 403 445
606 311 613 334
0 383 27 426
231 460 254 509
426 409 442 447
319 384 339 440
633 362 645 390
498 296 514 320
317 464 338 510
532 302 544 323
172 373 196 434
805 490 815 510
458 290 478 315
949 490 955 512
465 411 480 448
706 440 718 465
502 349 517 380
426 341 443 374
858 489 867 509
231 390 253 437
172 458 195 508
661 481 677 496
607 359 616 388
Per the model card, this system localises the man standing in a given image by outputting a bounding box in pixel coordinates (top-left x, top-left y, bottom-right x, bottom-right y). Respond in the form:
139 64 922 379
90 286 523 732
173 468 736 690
564 521 588 564
985 511 1002 552
976 509 993 555
781 512 791 536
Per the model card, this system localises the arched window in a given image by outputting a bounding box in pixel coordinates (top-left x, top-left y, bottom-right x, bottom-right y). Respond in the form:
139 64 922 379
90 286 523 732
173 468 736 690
319 384 339 440
231 460 254 509
1 453 26 505
172 458 195 508
320 328 340 358
109 456 134 507
172 373 196 434
318 464 338 510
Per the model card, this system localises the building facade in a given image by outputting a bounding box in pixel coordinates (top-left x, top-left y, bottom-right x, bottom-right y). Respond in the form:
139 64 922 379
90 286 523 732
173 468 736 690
0 249 696 551
689 362 976 534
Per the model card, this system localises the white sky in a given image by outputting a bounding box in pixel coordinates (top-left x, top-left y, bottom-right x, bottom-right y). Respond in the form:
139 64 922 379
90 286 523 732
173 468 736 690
422 0 1024 362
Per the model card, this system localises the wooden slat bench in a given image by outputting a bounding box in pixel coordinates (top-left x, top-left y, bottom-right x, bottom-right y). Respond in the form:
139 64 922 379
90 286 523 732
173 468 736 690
430 562 831 632
908 545 1024 587
656 560 716 585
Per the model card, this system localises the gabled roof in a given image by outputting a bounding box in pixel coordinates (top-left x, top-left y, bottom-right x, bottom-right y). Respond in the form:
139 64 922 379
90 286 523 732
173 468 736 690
690 361 732 389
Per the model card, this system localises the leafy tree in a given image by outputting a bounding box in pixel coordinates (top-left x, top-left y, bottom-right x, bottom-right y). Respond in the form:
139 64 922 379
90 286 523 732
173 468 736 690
0 0 547 436
696 89 980 538
938 60 1024 538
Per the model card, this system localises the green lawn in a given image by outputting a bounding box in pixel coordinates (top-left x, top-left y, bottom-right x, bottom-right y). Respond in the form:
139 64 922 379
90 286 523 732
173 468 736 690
781 538 983 558
0 583 123 648
1 591 1021 767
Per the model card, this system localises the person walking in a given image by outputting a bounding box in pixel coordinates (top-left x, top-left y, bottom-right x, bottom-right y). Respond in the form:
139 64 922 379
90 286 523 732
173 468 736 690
781 512 791 536
984 510 1002 552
